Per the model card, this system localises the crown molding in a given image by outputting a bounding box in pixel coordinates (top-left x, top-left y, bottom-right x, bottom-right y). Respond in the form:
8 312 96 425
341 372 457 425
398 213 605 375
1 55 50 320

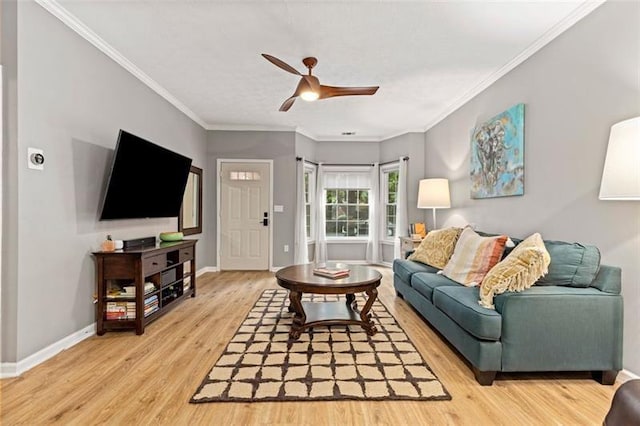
311 135 382 143
206 123 296 132
294 126 320 142
37 0 604 141
421 0 606 132
377 129 425 142
35 0 208 129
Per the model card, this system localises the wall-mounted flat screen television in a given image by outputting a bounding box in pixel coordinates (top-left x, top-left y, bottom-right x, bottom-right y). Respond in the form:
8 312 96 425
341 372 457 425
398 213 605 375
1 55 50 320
100 130 192 220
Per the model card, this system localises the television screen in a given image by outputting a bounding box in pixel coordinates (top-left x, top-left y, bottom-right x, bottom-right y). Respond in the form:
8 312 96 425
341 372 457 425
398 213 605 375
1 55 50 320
100 130 193 220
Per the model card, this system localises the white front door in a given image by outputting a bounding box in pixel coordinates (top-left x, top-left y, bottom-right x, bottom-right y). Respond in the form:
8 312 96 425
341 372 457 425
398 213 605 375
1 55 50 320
219 161 271 270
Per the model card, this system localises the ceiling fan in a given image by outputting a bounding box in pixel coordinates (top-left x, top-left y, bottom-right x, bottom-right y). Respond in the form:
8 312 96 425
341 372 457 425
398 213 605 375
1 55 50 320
262 54 379 112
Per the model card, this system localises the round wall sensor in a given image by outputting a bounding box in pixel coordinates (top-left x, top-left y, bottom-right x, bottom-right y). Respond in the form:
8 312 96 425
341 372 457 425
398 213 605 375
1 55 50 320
31 153 45 165
28 147 45 170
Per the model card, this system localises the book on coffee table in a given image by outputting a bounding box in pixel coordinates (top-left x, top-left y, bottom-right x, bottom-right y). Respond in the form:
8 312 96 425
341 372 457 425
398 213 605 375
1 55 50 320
313 266 350 279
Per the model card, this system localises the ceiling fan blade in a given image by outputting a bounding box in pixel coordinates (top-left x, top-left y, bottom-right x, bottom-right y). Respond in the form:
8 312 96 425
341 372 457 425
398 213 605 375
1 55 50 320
262 54 301 76
279 96 297 112
319 85 379 99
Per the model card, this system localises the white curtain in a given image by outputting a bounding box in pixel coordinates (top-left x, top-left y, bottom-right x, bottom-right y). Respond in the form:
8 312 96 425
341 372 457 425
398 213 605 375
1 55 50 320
314 164 327 264
366 163 381 264
394 158 409 259
294 159 309 264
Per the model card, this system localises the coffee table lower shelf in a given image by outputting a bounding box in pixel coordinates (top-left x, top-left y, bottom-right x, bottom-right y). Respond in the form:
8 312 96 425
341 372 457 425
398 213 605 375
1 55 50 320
288 296 378 339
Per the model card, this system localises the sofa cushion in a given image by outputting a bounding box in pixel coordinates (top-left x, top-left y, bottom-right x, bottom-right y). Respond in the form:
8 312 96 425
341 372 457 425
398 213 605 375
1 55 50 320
407 227 462 269
432 286 502 341
442 227 508 286
393 259 439 283
411 272 460 302
479 233 551 309
492 285 614 314
535 240 601 287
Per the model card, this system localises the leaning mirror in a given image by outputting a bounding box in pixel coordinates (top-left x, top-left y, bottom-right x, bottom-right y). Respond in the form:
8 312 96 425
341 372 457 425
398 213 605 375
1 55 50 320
179 165 203 235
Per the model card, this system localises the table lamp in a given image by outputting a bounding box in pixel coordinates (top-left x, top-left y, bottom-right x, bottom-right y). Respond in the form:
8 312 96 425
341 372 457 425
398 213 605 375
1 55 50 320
417 178 451 229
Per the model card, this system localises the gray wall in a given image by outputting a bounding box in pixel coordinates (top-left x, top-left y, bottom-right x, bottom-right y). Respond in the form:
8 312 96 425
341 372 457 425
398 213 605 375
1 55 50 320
424 2 640 375
2 0 19 363
6 0 636 375
3 2 210 362
294 132 316 160
207 130 296 268
315 141 380 164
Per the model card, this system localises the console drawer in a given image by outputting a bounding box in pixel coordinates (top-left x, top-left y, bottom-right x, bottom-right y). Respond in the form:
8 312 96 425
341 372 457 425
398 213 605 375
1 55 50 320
143 253 166 275
179 247 194 263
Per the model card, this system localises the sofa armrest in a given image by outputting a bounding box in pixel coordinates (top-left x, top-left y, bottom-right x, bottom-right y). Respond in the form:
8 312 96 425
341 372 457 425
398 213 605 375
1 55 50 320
495 287 623 372
591 265 622 294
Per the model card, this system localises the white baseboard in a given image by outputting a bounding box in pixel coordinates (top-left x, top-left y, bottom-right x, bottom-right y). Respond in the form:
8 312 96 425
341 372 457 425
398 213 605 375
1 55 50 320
196 266 218 276
1 269 216 379
618 369 639 383
0 363 17 378
0 323 95 378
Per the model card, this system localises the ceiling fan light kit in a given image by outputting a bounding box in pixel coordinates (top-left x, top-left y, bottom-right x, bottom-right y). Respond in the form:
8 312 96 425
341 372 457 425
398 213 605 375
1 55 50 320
300 90 319 102
262 53 379 111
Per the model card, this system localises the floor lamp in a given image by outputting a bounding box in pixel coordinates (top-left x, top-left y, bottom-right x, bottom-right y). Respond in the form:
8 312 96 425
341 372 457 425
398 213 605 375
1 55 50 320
417 178 451 229
599 116 640 201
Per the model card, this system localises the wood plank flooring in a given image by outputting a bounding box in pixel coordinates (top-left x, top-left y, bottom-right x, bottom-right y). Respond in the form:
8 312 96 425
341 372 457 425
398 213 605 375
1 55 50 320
1 268 618 425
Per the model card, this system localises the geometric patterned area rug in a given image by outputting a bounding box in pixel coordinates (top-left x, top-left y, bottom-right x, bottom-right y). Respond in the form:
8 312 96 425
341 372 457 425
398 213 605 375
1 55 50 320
191 289 451 403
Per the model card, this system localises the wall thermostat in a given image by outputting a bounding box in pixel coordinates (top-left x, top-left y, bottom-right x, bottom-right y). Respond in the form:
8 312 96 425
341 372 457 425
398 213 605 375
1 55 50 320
28 147 45 170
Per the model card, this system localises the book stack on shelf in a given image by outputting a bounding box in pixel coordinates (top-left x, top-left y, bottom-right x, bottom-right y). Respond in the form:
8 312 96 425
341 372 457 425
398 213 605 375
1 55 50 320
313 266 350 279
106 282 156 300
106 301 135 320
106 286 133 300
144 294 159 317
183 263 191 290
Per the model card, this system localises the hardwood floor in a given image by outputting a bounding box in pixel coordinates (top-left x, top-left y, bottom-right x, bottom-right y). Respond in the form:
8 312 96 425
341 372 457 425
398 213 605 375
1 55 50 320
1 268 617 425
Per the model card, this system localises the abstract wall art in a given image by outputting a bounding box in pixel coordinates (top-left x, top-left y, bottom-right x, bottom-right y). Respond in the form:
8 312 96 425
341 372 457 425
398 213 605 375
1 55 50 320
470 103 524 199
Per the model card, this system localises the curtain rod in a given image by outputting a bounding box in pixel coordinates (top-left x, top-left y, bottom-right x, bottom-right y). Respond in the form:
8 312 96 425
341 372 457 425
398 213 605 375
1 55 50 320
296 156 408 167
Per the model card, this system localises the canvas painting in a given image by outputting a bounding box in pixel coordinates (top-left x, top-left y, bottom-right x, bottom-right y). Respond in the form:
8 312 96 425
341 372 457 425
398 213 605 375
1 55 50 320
470 103 524 199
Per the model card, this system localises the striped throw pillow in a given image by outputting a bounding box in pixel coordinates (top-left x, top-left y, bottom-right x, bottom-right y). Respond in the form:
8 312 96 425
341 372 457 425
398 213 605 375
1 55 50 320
442 227 508 286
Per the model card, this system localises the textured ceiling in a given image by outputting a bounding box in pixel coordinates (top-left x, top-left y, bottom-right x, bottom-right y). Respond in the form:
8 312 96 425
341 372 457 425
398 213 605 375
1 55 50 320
52 0 597 141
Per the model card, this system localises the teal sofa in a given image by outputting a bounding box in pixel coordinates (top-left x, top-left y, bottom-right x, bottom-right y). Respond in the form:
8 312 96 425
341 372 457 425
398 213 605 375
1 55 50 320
393 238 623 385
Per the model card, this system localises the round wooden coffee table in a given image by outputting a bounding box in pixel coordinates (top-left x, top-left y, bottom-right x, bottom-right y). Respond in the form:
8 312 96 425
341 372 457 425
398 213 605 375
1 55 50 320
275 263 382 339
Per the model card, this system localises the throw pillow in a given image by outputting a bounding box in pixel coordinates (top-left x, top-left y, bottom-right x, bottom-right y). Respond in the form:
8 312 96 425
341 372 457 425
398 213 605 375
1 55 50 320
408 227 462 269
479 232 551 309
534 240 600 287
441 227 508 286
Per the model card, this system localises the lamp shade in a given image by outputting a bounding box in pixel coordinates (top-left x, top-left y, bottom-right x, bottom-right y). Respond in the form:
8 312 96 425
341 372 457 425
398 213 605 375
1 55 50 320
599 117 640 200
417 178 451 208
